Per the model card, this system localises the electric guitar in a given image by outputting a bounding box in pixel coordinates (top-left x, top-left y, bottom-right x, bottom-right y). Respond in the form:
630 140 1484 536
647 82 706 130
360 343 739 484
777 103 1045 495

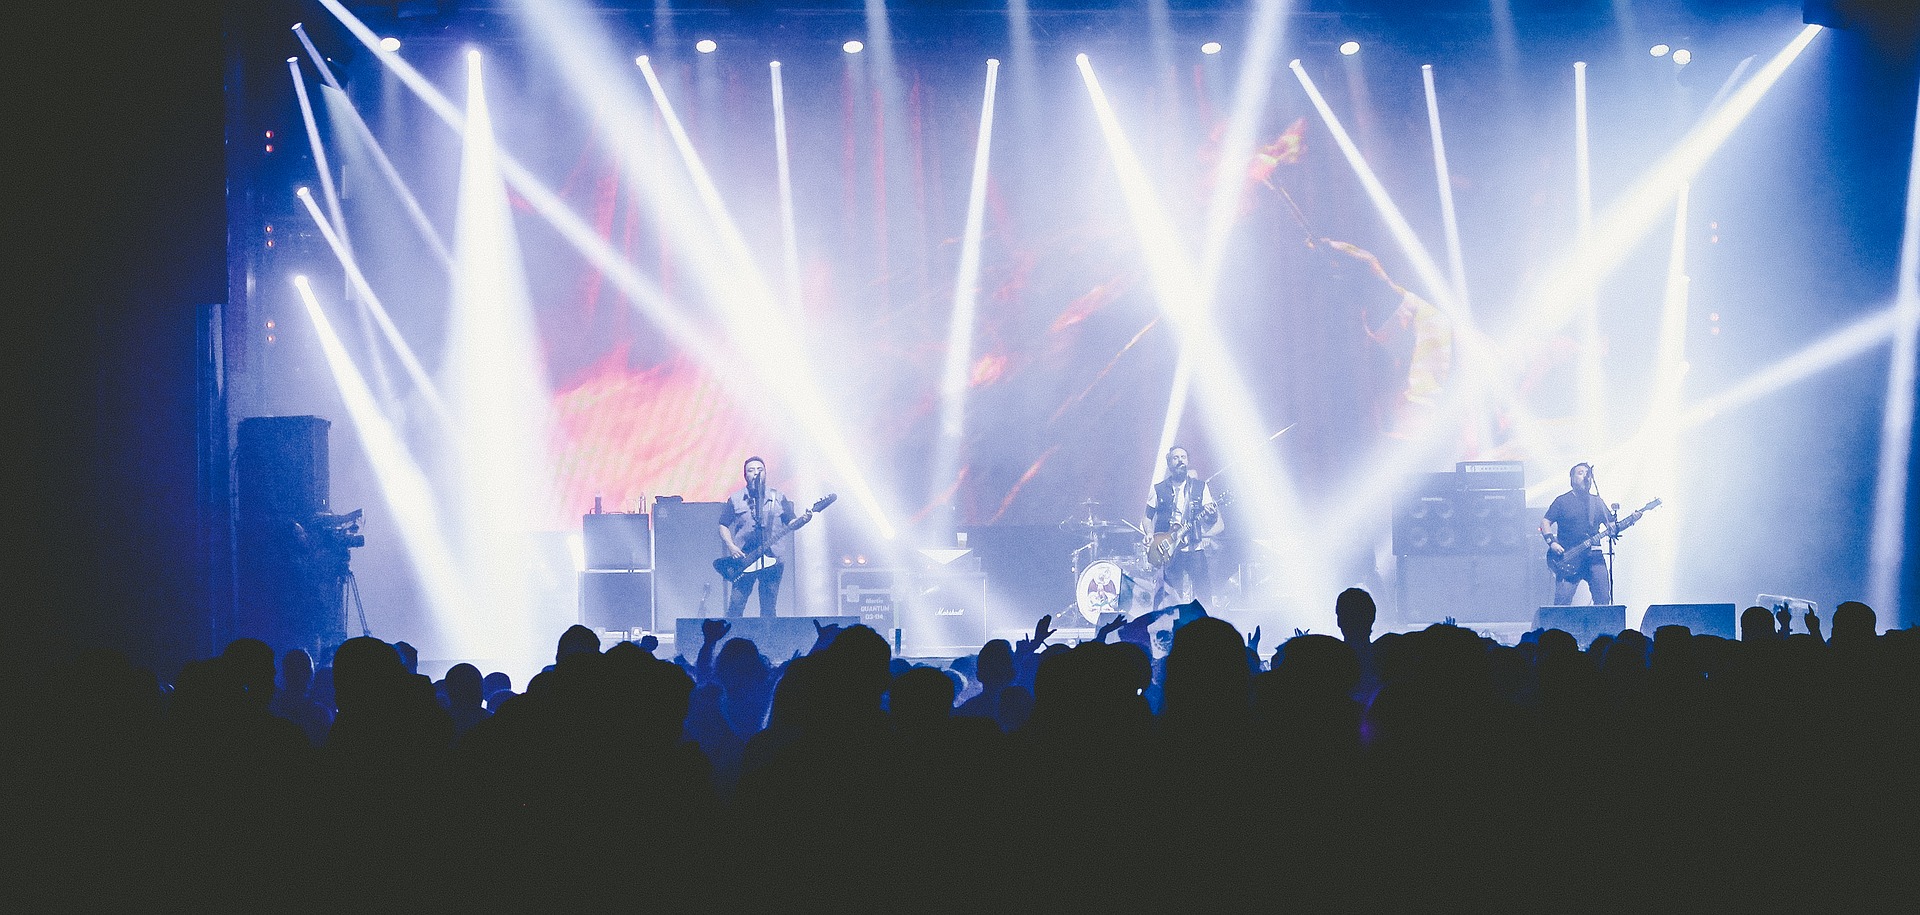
714 493 837 582
1147 493 1231 569
1547 498 1661 578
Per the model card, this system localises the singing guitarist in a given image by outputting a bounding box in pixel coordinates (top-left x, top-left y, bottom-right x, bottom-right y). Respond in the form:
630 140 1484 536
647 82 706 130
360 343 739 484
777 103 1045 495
1144 445 1223 611
1541 462 1615 606
719 456 801 618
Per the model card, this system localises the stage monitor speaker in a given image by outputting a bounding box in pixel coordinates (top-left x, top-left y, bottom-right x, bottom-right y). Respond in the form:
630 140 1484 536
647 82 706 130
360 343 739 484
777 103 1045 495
584 513 652 570
902 571 988 657
1397 552 1548 623
237 415 330 519
1534 605 1627 647
1641 603 1736 639
651 499 728 627
676 616 860 664
581 570 653 632
838 568 899 634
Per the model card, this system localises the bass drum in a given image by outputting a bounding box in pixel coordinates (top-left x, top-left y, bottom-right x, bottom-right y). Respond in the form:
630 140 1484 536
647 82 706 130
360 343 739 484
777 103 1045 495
1075 559 1149 624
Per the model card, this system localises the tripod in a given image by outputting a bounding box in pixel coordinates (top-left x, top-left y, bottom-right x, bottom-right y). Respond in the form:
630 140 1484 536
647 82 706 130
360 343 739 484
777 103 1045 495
343 568 371 639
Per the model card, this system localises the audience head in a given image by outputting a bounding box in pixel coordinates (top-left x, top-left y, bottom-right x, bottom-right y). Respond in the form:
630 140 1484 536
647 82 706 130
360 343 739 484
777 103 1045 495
1739 605 1777 642
557 625 601 664
976 639 1015 690
220 638 277 699
280 648 315 695
1334 587 1378 641
1831 601 1876 645
445 663 484 709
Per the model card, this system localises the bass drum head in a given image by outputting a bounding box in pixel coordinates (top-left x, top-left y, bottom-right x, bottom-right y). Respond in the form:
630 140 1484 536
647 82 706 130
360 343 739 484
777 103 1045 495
1075 559 1132 623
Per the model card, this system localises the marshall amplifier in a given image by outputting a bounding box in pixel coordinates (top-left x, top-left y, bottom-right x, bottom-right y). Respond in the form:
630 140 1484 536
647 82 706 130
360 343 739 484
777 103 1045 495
901 571 988 657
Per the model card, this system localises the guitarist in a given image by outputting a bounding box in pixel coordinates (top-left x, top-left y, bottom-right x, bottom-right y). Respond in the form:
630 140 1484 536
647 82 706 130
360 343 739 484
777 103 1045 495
718 456 799 618
1541 462 1615 606
1144 446 1223 610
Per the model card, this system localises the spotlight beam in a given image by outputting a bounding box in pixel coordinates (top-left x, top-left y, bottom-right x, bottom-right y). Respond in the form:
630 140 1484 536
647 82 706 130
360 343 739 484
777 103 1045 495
293 276 468 647
635 54 899 540
319 84 452 268
1197 0 1291 284
1867 89 1920 618
296 187 450 422
929 59 1001 517
770 62 802 315
1079 54 1326 608
315 0 731 378
1510 25 1825 345
288 58 349 248
291 23 343 91
1421 65 1470 314
1533 306 1904 503
501 0 904 545
1573 61 1606 447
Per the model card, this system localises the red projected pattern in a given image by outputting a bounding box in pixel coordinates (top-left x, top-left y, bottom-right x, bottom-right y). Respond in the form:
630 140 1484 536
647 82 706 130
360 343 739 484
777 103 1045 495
548 343 772 527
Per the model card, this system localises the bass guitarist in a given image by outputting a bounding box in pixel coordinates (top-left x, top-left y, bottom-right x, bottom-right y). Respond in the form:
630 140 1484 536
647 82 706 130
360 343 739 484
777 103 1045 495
1144 445 1223 611
719 456 803 618
1541 462 1615 606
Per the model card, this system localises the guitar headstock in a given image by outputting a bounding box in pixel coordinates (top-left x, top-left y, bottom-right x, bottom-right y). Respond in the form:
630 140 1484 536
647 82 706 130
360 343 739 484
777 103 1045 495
811 493 839 513
1640 498 1663 513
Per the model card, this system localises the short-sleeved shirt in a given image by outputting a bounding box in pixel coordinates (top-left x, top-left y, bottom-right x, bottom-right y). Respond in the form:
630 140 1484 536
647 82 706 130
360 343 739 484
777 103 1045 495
1544 490 1609 545
721 487 797 553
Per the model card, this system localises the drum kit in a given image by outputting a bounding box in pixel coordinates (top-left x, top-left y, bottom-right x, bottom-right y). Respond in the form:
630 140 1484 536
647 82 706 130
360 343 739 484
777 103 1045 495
1060 499 1156 624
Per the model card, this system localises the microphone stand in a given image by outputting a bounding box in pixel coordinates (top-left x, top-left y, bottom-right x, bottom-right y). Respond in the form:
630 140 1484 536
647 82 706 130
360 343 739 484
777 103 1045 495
1590 471 1618 605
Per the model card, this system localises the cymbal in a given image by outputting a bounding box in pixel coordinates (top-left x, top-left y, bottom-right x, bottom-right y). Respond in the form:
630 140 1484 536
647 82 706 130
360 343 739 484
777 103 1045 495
1077 498 1102 507
1060 517 1119 530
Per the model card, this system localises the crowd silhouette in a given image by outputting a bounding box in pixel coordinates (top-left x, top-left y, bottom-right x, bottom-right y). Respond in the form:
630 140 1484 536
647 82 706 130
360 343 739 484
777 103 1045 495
5 589 1915 906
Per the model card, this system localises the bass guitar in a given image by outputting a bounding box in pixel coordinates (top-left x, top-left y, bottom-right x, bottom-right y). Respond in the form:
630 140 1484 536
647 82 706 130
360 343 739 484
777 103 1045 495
714 493 837 582
1147 493 1231 569
1547 498 1661 578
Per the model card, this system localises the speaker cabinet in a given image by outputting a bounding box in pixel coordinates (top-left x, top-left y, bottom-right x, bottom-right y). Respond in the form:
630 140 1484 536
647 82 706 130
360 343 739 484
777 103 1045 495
1396 552 1549 624
236 415 330 520
1534 604 1627 647
1641 603 1736 639
651 499 729 628
581 570 653 632
584 513 652 570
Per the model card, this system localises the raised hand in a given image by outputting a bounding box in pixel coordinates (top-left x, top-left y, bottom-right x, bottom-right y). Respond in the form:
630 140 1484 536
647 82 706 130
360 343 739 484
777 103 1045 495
1096 613 1129 643
702 618 732 644
1248 626 1262 653
1775 606 1793 636
810 619 844 653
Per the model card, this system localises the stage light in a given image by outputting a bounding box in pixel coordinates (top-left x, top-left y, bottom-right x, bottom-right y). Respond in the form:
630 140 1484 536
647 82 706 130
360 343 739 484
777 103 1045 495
844 40 864 54
1673 48 1691 65
379 36 400 51
1201 41 1222 55
634 55 645 66
1340 41 1360 56
1651 44 1670 57
696 39 716 54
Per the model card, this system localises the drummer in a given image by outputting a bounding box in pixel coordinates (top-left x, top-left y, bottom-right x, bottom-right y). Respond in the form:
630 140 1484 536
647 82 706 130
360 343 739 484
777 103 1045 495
1144 445 1222 610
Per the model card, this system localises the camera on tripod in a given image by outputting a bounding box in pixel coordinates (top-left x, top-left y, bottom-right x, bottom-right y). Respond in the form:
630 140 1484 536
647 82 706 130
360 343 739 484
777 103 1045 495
304 508 365 551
